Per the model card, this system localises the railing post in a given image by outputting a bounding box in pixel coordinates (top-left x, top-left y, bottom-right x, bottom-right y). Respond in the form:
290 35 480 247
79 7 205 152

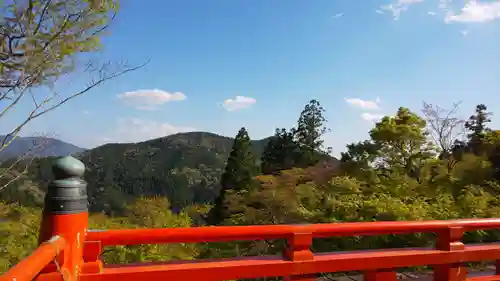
433 226 466 281
283 232 315 281
38 156 88 281
81 240 103 273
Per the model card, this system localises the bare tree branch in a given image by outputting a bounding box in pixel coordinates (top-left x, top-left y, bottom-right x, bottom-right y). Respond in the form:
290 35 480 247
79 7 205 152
1 59 149 155
0 133 51 191
422 101 466 155
0 0 147 189
33 60 149 120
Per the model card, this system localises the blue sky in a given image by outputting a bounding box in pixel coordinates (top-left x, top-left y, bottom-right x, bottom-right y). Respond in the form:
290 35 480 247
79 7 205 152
4 0 500 157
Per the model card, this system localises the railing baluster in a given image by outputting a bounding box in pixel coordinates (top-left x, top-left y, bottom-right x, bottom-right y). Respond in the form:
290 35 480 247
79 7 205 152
82 241 103 274
283 232 313 261
283 232 315 281
433 226 467 281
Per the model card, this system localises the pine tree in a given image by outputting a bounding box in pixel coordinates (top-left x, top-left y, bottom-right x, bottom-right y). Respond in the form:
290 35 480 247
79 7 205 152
294 99 330 167
210 127 258 225
261 128 299 174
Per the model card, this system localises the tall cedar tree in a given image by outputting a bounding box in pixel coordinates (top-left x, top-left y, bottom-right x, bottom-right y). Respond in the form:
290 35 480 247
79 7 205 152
464 104 492 155
210 127 258 225
294 99 330 167
261 128 299 174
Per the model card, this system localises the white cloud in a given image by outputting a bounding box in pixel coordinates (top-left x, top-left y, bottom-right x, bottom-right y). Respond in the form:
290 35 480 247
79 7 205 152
379 0 425 20
117 89 186 110
361 113 384 122
344 97 381 110
379 0 500 24
460 29 469 36
109 118 196 143
445 0 500 23
332 13 344 19
222 96 256 112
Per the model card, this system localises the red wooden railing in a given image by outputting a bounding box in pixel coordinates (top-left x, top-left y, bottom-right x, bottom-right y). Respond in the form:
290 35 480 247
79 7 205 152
4 218 500 281
3 158 500 281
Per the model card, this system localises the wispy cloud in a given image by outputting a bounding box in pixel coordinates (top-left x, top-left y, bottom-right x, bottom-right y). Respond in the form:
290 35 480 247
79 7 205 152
445 1 500 23
379 0 500 24
221 96 256 112
344 97 381 110
91 118 196 146
117 89 186 110
344 97 386 122
332 13 344 19
361 113 384 122
379 0 425 20
111 117 196 143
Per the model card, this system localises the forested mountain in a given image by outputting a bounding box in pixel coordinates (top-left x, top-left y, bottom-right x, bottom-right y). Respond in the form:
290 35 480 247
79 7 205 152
1 132 274 212
76 131 273 213
0 135 85 161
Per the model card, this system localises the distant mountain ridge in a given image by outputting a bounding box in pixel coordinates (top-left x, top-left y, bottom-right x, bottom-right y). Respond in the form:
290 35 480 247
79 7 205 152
0 135 86 161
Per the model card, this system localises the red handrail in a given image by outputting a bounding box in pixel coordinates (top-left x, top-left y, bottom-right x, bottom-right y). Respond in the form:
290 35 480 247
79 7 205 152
3 219 500 281
0 236 66 281
77 218 500 281
86 218 500 246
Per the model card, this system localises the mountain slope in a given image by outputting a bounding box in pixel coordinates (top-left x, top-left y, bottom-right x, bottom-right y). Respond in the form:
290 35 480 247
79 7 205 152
0 135 85 161
82 132 272 212
16 131 338 214
25 132 270 213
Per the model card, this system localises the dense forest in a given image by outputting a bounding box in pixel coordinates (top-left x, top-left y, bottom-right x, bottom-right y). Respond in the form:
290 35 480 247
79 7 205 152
2 99 500 274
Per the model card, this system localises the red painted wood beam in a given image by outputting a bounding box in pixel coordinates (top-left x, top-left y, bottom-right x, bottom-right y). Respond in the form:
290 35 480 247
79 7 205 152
78 244 500 281
85 218 500 247
0 236 67 281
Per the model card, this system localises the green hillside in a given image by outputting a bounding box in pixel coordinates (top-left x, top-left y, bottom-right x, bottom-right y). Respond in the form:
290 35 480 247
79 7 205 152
82 131 273 212
11 132 271 213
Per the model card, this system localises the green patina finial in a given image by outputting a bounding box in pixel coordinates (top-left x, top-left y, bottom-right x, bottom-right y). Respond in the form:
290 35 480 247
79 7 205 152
45 156 88 214
52 155 85 179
